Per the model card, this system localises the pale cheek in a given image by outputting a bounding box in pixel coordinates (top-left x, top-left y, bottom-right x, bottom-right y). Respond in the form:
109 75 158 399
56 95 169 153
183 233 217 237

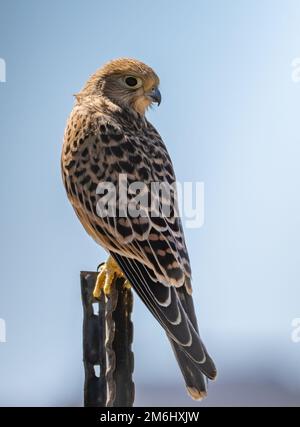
133 96 151 115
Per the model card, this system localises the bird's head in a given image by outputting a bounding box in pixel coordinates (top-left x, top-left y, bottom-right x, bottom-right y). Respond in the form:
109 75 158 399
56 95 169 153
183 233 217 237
77 58 161 115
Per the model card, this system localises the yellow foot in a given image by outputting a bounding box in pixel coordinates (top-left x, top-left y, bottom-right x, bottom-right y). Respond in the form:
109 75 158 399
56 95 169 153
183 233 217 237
93 256 131 299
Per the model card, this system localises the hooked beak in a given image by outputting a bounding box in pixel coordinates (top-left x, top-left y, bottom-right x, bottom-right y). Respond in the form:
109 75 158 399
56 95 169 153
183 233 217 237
148 87 162 106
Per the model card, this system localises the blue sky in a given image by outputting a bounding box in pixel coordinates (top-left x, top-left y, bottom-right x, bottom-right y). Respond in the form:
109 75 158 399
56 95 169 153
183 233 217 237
1 0 300 405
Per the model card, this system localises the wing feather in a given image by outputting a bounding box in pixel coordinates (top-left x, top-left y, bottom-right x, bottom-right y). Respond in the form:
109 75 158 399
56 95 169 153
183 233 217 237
63 114 191 288
112 252 216 379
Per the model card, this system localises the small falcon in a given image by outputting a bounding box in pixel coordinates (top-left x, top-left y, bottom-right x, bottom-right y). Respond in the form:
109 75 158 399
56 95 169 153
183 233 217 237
61 58 216 399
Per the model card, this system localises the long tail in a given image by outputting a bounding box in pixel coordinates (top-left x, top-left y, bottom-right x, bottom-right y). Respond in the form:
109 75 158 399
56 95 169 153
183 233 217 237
111 252 217 399
170 340 208 399
171 284 215 399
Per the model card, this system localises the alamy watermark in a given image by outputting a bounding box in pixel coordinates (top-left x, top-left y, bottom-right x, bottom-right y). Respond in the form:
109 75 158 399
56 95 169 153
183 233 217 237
95 174 204 229
291 318 300 343
0 58 6 83
291 57 300 83
0 318 6 343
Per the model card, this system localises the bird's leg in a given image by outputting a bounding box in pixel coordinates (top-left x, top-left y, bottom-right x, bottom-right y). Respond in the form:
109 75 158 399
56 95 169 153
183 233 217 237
93 255 131 299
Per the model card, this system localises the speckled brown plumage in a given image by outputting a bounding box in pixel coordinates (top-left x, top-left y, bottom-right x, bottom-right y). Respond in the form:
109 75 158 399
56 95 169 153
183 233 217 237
61 58 216 399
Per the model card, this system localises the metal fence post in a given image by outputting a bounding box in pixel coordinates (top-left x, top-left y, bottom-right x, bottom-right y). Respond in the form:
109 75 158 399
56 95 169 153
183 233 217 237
80 271 135 407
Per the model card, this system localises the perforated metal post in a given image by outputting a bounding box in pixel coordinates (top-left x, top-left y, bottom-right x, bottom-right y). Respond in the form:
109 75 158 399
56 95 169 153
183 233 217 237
81 271 135 407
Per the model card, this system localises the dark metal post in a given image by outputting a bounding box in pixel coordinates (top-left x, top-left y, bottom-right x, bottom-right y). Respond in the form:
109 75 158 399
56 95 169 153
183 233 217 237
81 271 135 407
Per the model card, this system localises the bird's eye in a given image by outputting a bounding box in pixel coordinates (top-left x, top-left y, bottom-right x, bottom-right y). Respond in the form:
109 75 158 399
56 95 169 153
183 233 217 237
124 76 141 88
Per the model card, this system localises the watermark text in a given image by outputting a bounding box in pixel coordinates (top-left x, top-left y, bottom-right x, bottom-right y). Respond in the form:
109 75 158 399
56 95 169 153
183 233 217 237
95 175 204 229
291 318 300 343
0 58 6 83
0 319 6 343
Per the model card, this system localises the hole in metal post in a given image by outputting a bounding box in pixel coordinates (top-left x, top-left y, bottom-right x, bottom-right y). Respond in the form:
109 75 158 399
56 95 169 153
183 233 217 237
92 302 99 316
93 365 101 378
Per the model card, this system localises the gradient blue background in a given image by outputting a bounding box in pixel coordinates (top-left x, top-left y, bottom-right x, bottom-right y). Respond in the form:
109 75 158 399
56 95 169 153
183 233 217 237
0 0 300 406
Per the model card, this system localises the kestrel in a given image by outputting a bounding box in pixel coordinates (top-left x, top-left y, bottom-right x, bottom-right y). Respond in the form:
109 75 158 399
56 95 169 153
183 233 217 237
61 58 216 400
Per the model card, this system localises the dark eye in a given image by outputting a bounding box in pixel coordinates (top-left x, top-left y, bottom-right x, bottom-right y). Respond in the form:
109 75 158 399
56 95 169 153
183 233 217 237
125 76 138 87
